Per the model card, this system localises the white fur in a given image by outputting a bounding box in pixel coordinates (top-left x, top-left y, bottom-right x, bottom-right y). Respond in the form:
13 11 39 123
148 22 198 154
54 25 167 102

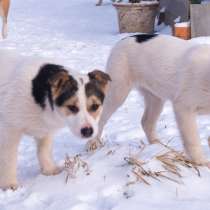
94 34 210 166
0 50 99 189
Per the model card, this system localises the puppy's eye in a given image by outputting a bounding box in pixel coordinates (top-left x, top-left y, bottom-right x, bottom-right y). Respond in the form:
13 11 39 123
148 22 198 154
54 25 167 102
90 104 100 112
67 105 79 114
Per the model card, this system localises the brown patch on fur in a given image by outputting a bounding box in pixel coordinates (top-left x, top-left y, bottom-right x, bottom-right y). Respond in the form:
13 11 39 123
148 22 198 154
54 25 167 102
87 95 102 119
48 71 70 99
59 96 79 116
58 106 72 116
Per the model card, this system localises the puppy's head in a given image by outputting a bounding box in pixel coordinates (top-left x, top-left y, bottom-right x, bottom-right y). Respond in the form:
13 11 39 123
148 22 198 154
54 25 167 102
32 64 111 139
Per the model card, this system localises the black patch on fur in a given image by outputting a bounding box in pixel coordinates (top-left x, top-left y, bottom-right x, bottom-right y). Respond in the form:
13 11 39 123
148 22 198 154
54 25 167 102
85 81 105 104
32 63 78 109
132 34 158 43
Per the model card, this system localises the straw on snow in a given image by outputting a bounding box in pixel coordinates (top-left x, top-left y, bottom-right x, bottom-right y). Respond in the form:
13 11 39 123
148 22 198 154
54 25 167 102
64 154 91 183
124 140 201 186
64 139 202 185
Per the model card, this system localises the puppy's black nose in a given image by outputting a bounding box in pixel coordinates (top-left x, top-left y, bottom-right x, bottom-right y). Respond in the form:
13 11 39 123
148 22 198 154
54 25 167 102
81 127 93 138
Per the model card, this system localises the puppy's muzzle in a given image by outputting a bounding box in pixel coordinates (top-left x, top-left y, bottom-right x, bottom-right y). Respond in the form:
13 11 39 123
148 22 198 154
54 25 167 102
81 126 93 138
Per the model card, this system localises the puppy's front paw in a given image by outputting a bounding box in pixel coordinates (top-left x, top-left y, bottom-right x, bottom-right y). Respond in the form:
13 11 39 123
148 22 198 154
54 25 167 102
41 165 64 176
86 138 104 152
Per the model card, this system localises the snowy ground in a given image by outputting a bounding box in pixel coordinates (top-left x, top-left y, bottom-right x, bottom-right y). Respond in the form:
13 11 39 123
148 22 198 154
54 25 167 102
1 0 210 209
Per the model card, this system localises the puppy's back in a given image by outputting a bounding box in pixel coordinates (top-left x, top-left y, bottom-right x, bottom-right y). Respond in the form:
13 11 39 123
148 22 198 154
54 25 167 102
0 49 23 86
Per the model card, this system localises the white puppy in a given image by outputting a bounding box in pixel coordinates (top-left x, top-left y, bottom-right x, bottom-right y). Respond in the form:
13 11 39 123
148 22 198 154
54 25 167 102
0 49 111 190
92 34 210 167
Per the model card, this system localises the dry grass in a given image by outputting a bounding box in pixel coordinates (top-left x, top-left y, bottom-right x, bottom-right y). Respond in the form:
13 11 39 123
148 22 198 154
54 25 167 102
64 139 203 186
106 149 116 156
125 140 201 186
64 154 91 183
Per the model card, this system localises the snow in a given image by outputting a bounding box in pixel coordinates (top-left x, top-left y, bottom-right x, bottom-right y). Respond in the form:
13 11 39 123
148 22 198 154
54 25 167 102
174 22 190 28
1 0 210 210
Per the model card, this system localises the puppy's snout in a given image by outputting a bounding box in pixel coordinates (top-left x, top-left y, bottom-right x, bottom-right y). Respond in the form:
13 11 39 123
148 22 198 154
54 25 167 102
81 126 93 138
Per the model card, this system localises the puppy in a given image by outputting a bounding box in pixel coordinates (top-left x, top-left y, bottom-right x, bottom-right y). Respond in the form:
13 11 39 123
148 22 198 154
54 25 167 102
0 0 10 38
91 34 210 167
0 49 111 190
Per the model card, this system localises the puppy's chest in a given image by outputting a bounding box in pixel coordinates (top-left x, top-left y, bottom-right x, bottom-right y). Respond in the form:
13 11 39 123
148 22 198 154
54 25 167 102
24 111 65 139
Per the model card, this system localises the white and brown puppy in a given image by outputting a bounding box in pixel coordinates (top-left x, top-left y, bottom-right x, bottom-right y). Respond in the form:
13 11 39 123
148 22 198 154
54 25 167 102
0 0 10 38
92 34 210 167
0 49 111 190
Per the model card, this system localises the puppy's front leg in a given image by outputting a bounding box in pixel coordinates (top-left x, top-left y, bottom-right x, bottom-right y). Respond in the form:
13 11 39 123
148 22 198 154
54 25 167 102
141 89 164 144
0 128 21 190
174 106 207 165
1 16 7 39
36 135 63 176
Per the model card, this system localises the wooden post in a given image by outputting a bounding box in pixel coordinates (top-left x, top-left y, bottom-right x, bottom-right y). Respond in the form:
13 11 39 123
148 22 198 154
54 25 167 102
191 4 210 37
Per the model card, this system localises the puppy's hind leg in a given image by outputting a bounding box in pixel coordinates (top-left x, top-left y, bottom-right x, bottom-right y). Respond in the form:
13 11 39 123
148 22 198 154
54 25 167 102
36 135 63 176
174 105 207 165
140 88 164 144
0 127 22 190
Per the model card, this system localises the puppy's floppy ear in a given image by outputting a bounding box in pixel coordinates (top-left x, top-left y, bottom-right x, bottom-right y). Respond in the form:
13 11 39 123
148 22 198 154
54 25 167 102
88 70 111 86
32 63 76 110
48 70 70 96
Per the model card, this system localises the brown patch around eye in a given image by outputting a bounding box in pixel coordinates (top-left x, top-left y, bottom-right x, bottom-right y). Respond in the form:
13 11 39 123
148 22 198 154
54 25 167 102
87 95 102 119
85 81 105 104
89 104 100 112
58 96 79 116
67 105 79 114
